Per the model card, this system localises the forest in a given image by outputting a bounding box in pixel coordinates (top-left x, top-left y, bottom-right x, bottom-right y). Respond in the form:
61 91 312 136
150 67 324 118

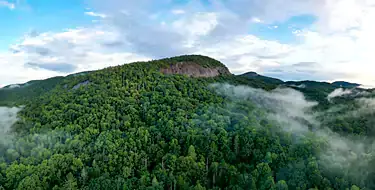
0 55 375 190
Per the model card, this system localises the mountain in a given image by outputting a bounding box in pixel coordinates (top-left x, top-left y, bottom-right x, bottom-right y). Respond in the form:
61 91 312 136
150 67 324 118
283 80 336 102
159 55 231 77
332 81 361 88
240 74 365 104
285 80 331 87
240 71 284 85
0 76 64 106
0 55 233 107
0 55 373 190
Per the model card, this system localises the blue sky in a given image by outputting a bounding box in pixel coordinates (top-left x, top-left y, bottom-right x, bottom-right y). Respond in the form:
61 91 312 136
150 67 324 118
0 0 375 87
0 0 315 48
249 14 316 43
0 0 93 50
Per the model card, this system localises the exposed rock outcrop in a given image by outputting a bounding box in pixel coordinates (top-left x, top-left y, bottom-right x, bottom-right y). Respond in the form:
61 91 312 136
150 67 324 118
72 80 90 90
160 62 231 78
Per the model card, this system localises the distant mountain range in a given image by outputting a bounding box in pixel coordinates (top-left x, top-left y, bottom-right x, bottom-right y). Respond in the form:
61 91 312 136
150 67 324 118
331 81 361 88
240 71 362 89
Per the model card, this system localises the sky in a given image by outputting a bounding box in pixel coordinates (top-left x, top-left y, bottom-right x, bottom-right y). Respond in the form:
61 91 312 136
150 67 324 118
1 0 375 87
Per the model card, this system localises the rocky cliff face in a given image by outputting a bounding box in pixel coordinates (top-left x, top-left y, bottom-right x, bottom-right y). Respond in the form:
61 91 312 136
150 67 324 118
160 62 231 77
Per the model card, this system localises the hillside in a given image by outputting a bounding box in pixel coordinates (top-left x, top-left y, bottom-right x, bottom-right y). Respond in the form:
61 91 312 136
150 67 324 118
0 77 64 107
332 81 361 88
240 71 284 85
0 55 374 189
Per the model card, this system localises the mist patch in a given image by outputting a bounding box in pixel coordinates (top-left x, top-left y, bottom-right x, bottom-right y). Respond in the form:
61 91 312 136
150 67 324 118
0 107 21 145
210 83 375 186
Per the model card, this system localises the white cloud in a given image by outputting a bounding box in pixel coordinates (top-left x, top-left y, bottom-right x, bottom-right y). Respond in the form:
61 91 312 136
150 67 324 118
251 17 264 23
172 12 218 48
194 35 293 73
171 9 185 15
85 11 107 18
283 0 375 85
0 27 149 87
0 0 15 9
313 0 373 33
205 0 375 86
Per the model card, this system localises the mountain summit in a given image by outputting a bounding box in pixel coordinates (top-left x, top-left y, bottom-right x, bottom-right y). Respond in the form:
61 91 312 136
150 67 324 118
240 71 283 84
159 55 231 77
332 81 361 88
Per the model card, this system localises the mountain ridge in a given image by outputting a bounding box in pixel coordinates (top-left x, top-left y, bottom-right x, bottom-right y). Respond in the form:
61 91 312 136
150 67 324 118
239 71 284 85
0 55 371 107
1 56 366 91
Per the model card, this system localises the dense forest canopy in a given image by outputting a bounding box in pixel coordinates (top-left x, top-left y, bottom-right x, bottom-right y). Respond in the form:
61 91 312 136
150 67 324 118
0 55 374 190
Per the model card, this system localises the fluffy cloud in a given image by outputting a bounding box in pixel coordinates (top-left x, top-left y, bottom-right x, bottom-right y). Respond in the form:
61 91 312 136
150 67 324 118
292 2 375 85
0 27 149 87
225 0 375 86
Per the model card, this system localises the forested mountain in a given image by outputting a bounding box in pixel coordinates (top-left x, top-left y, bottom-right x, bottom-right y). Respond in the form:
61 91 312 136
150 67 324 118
0 55 374 190
332 81 361 88
0 77 65 107
240 72 284 85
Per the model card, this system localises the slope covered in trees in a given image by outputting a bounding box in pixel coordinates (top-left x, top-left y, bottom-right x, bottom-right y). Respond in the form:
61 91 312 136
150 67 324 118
0 77 64 107
0 55 374 190
240 72 284 85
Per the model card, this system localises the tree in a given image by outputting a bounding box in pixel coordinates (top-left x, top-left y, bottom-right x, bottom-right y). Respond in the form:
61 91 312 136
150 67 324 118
193 182 206 190
63 173 78 190
253 163 275 190
188 145 197 161
276 180 288 190
350 185 360 190
16 175 44 190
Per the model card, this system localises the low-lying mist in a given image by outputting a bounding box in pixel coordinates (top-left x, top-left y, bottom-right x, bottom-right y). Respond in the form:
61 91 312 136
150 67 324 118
328 88 353 100
0 107 21 144
0 106 74 163
327 88 371 101
211 83 375 187
211 83 318 134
